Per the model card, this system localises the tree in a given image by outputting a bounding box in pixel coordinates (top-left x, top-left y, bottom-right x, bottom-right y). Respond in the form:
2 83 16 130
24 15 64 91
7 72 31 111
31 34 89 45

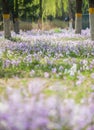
89 0 94 40
9 0 19 34
75 0 82 34
2 0 11 38
83 0 89 13
13 0 19 34
37 0 69 29
38 0 42 29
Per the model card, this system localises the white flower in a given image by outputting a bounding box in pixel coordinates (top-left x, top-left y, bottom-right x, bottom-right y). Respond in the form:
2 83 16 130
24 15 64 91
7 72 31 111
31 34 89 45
44 72 50 78
0 102 8 112
91 73 94 79
30 70 35 76
69 63 77 76
91 85 94 90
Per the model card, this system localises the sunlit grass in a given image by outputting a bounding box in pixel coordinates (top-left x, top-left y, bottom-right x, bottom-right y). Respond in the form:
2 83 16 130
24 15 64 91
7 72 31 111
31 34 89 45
0 75 93 104
0 29 93 103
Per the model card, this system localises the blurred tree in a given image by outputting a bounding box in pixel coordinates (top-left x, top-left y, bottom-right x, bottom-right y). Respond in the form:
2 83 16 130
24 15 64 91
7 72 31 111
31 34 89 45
83 0 89 13
13 0 19 34
2 0 11 38
75 0 82 34
9 0 19 34
89 0 94 40
38 0 42 29
19 0 39 21
1 0 94 40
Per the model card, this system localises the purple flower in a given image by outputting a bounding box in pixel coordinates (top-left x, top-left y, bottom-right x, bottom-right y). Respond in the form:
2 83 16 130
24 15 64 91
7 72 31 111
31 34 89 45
52 68 57 73
86 125 94 130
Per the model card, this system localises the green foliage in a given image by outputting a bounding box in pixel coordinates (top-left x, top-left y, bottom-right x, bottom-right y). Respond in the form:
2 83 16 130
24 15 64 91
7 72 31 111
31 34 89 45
0 0 89 22
10 37 22 42
63 0 69 12
54 28 62 33
82 0 89 13
19 0 39 21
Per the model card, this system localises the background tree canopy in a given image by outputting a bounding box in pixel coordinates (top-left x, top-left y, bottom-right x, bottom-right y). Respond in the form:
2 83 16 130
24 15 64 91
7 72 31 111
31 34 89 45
0 0 89 22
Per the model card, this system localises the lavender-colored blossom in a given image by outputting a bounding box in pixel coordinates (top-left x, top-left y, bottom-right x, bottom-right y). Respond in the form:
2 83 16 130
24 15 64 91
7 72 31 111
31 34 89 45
76 74 85 86
3 59 11 68
86 125 94 130
52 68 57 74
0 29 94 130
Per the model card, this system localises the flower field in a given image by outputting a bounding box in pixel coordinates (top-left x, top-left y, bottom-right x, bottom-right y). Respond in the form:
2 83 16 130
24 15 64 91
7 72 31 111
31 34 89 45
0 28 94 130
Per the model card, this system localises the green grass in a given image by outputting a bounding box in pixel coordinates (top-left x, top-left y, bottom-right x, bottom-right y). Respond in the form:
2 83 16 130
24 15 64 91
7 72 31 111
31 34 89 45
0 28 93 105
0 75 93 103
19 19 68 31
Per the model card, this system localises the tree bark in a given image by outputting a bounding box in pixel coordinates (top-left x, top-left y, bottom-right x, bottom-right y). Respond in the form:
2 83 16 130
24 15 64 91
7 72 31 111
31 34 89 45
2 0 11 39
68 0 73 30
89 0 94 40
38 0 42 30
13 0 19 34
75 0 82 34
68 0 73 20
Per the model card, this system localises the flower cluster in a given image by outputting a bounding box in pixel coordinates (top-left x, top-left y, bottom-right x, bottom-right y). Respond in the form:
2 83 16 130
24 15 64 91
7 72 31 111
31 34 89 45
0 28 94 129
0 29 94 78
0 83 94 130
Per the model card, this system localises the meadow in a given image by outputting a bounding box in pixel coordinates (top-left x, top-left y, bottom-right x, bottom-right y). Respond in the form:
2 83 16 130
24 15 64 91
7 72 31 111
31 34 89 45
0 28 94 130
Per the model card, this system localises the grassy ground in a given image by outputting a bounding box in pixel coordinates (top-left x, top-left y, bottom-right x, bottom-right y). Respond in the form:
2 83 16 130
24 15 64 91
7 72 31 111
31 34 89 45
0 28 93 103
0 74 93 103
19 19 69 31
0 16 94 130
0 19 69 31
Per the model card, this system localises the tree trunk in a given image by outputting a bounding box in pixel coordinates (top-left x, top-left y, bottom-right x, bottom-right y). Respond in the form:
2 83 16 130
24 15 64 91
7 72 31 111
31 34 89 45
13 0 19 34
2 0 11 39
68 0 73 31
75 0 82 34
23 0 27 20
89 0 94 40
38 0 42 30
68 0 73 20
55 1 59 18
